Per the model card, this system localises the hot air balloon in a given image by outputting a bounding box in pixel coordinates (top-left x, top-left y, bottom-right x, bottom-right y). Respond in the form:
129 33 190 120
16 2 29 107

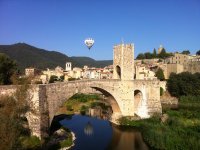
84 38 94 50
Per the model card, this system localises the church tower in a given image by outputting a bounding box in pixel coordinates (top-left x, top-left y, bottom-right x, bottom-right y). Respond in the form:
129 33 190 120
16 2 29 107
65 62 72 71
113 44 134 80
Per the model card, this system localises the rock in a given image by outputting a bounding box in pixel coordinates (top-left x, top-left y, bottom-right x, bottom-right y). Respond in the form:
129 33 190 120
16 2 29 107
161 113 169 123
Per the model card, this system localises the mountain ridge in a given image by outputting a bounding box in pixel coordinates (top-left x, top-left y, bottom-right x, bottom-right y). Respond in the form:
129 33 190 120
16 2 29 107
0 43 112 71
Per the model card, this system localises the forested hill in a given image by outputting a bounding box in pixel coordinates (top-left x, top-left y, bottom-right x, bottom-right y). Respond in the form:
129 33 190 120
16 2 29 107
0 43 112 71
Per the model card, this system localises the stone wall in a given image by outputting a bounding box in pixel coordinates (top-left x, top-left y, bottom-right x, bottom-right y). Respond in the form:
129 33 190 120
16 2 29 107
0 79 162 138
113 44 134 80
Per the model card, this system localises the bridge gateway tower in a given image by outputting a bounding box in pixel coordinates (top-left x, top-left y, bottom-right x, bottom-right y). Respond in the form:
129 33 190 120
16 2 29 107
113 44 134 80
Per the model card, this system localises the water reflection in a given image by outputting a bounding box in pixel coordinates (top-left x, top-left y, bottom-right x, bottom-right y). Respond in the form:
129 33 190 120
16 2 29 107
59 115 148 150
106 125 148 150
84 121 93 136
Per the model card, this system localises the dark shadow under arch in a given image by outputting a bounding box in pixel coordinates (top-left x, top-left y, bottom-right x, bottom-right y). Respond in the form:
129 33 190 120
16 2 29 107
116 65 121 79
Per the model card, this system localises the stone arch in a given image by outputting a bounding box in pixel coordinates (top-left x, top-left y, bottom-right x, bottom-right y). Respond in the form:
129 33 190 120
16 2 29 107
91 87 122 115
49 83 123 128
134 89 143 114
116 65 121 79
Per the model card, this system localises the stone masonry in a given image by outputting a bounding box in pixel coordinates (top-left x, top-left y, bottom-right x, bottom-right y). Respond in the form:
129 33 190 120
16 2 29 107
0 43 162 139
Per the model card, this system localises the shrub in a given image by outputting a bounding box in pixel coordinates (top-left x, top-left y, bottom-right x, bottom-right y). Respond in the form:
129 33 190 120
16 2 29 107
66 105 73 111
167 72 200 97
21 136 41 149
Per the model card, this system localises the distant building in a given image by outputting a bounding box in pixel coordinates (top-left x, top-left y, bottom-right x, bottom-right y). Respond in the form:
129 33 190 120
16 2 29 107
165 53 191 64
135 65 157 80
25 67 35 76
25 67 40 76
65 62 72 71
166 64 184 79
42 66 64 79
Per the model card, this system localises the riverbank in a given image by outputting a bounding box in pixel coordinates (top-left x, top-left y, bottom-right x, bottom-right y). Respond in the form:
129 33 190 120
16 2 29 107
119 96 200 150
47 128 76 150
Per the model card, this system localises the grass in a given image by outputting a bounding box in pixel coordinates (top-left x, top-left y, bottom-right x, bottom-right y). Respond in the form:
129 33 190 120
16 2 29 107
59 132 73 148
62 93 102 115
119 96 200 150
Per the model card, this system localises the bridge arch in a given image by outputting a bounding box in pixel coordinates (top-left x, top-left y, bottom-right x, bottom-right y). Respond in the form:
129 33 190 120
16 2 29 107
48 81 124 128
134 89 143 115
91 87 122 116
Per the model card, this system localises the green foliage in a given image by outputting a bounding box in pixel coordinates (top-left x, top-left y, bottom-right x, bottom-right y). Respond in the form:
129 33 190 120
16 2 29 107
80 105 88 115
66 104 73 111
60 75 64 81
68 78 76 81
196 50 200 55
144 52 153 59
0 53 17 85
136 48 172 60
153 48 157 58
120 96 200 150
21 136 41 150
49 75 58 83
136 53 145 60
158 48 172 59
167 72 200 97
90 102 109 110
0 83 32 150
155 68 165 81
181 50 190 55
69 93 100 103
60 137 73 148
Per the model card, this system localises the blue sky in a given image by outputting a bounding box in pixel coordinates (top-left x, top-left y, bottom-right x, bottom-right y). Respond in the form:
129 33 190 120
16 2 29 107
0 0 200 60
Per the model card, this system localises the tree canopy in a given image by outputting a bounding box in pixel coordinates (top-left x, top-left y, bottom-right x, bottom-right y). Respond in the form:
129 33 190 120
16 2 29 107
167 72 200 97
181 50 190 55
155 68 165 81
136 53 145 60
196 50 200 55
0 53 16 85
136 48 172 60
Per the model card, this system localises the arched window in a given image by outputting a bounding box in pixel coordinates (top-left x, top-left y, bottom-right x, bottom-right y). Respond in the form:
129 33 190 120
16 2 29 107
116 65 121 79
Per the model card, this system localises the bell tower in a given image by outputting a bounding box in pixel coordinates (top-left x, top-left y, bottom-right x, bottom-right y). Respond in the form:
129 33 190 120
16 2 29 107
113 44 134 80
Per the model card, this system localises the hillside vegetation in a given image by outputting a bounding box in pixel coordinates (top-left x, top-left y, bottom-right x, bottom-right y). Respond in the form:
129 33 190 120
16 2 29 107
0 43 112 71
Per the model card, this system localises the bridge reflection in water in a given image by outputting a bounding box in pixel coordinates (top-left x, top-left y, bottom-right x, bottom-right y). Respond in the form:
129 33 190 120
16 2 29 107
59 115 148 150
106 125 148 150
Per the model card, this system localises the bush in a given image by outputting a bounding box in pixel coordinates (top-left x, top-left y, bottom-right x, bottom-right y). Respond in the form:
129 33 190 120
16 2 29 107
167 72 200 97
66 105 73 111
49 75 58 83
21 136 41 150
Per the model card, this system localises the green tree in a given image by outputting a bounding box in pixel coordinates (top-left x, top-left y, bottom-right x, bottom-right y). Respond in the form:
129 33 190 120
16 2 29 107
181 50 190 55
0 53 17 85
167 72 200 97
155 68 165 81
49 75 58 83
144 52 153 59
0 83 33 149
158 48 167 59
136 53 145 60
196 50 200 55
153 48 157 58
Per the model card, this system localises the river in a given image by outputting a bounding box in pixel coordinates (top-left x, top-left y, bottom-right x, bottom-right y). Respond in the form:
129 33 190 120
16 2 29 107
59 115 148 150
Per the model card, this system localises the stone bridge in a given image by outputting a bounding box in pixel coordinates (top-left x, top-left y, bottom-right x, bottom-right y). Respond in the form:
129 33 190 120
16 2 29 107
0 79 161 139
0 43 163 138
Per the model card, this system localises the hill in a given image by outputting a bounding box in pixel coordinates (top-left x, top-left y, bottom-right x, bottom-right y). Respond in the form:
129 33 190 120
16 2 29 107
0 43 112 71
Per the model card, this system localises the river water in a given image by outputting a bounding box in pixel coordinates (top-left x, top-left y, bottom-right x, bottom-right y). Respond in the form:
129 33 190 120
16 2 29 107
59 115 148 150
